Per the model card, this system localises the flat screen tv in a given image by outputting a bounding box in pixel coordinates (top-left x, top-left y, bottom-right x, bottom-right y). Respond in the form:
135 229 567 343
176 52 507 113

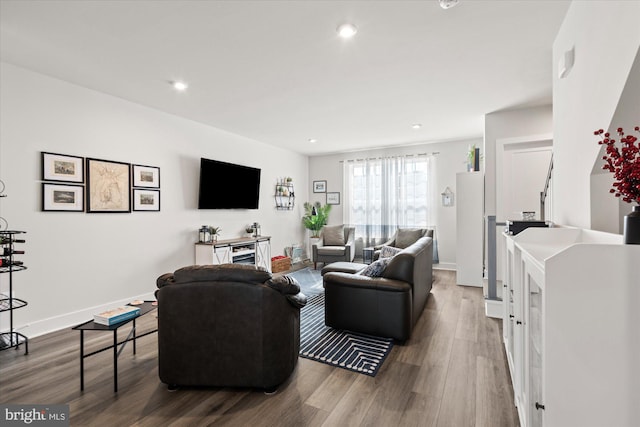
198 158 261 209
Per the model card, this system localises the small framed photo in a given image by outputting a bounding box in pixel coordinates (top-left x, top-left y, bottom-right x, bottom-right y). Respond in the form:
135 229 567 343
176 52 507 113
42 152 84 183
132 164 160 188
86 158 131 213
42 183 84 212
327 192 340 205
313 180 327 193
133 189 160 211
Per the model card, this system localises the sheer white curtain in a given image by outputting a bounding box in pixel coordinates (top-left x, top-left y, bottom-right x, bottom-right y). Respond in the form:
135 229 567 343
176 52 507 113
343 155 438 261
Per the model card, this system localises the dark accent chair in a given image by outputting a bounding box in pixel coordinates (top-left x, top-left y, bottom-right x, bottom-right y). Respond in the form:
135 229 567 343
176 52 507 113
323 236 433 341
312 225 356 269
373 228 433 261
156 264 306 391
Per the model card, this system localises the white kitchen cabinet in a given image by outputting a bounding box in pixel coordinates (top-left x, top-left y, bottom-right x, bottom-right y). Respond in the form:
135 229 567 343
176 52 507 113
503 227 639 427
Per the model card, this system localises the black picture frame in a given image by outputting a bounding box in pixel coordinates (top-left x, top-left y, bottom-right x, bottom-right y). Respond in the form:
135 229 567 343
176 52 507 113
86 158 131 213
133 189 160 211
313 180 327 193
42 183 84 212
41 152 84 183
132 164 160 188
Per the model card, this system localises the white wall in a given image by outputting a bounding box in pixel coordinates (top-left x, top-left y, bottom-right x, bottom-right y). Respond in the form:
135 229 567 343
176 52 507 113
0 63 308 336
552 0 640 228
308 138 480 268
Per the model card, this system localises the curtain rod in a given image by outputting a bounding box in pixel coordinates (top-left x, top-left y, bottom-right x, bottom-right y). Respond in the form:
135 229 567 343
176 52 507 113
339 152 439 163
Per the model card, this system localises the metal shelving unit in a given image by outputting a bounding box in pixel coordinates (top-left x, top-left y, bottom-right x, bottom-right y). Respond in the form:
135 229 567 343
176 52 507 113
0 227 29 354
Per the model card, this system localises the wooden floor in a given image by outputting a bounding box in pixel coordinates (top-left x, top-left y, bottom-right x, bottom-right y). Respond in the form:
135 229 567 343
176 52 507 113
0 270 519 427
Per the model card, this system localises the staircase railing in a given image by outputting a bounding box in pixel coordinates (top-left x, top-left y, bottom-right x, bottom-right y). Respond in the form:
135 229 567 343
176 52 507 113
540 154 553 221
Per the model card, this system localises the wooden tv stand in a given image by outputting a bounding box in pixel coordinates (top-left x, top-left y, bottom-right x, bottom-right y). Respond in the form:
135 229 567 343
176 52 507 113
194 236 271 272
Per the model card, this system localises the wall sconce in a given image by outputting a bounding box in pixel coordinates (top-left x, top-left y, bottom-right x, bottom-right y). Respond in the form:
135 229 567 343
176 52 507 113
441 187 454 207
559 46 575 79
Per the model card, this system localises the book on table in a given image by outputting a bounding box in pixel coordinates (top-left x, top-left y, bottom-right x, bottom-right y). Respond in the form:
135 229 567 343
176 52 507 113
94 306 141 326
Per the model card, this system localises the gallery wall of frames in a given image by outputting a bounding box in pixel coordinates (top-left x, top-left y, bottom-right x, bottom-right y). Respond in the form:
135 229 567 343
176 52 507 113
41 152 160 213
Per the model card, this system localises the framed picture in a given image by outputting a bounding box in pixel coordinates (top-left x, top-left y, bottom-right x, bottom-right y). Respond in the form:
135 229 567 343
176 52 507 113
133 189 160 211
132 164 160 188
42 183 84 212
86 158 131 213
313 180 327 193
42 152 84 183
327 192 340 205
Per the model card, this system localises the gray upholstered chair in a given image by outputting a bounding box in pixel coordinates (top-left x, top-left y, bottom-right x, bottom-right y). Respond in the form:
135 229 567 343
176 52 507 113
373 228 433 261
312 225 356 269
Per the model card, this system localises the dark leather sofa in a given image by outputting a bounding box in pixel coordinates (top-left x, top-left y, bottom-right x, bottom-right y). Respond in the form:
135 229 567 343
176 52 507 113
156 264 306 390
322 236 433 341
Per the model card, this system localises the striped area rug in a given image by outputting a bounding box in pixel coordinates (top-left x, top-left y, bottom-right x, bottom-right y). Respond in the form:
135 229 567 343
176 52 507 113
299 293 393 377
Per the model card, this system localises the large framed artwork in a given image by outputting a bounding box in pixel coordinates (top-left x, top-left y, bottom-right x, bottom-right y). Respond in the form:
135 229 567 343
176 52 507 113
132 164 160 188
86 158 131 213
42 183 84 212
133 189 160 211
41 152 84 183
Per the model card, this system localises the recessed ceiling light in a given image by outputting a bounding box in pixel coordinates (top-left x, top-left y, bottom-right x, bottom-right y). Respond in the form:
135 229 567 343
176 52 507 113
171 81 188 91
308 138 318 143
337 23 357 39
412 124 422 129
439 0 460 9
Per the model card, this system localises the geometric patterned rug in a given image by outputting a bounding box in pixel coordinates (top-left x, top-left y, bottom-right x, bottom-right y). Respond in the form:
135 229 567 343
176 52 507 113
299 292 394 377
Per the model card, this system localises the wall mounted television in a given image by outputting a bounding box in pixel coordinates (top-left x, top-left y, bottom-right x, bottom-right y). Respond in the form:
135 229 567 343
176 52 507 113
198 158 261 209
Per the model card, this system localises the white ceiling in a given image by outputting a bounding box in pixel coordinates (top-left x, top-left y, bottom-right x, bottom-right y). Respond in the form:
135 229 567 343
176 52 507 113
0 0 571 156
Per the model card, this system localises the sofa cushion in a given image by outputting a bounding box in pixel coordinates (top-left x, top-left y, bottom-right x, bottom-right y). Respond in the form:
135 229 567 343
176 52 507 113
360 257 393 277
395 229 424 249
323 225 345 246
317 246 346 256
380 245 402 259
173 264 271 284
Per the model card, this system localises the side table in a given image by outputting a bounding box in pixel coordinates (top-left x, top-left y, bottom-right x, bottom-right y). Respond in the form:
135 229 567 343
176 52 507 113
72 301 157 392
363 247 374 264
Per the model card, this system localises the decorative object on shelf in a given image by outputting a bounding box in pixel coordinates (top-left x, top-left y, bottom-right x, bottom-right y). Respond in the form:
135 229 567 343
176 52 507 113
441 187 454 207
251 222 261 237
198 225 210 243
302 202 331 238
313 180 327 193
209 226 221 242
41 152 84 183
275 182 295 210
466 145 480 172
521 211 536 220
132 189 160 211
42 183 84 212
595 126 640 244
326 192 340 205
86 158 131 213
132 164 160 188
245 225 255 235
0 179 5 197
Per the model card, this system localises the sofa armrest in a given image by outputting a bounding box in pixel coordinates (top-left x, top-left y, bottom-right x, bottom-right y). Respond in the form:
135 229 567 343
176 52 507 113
323 271 411 293
345 231 356 262
373 237 395 251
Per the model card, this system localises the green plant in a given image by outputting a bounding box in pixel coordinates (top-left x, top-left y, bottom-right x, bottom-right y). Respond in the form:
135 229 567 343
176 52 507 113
208 226 221 235
245 225 254 233
302 201 331 238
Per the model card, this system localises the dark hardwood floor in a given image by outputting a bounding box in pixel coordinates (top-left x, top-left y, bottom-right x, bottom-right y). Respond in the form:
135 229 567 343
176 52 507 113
0 270 519 426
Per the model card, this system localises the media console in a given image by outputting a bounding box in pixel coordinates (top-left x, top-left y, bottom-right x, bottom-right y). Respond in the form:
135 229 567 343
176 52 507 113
195 236 271 272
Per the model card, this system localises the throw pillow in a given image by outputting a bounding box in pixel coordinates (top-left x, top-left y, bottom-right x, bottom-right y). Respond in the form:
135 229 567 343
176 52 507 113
323 225 345 246
360 257 392 277
395 228 424 249
380 245 402 259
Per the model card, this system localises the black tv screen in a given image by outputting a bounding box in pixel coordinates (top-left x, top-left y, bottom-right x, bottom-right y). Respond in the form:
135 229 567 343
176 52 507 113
198 158 261 209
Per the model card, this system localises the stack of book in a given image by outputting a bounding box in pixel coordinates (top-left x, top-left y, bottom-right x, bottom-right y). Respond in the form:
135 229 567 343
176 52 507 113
93 306 140 326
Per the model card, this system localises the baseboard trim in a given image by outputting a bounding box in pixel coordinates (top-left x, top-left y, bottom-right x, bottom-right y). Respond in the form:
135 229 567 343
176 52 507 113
433 262 456 270
10 292 156 338
484 299 503 319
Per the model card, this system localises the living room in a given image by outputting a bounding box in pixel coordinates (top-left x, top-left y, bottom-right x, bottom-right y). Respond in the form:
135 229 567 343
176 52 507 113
1 1 639 426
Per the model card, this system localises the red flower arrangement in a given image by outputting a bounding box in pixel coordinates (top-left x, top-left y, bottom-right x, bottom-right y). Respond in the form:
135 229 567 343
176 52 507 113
595 126 640 204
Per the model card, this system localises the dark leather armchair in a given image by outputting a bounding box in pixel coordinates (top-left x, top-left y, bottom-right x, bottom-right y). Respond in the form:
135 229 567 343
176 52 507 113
323 236 433 341
156 264 306 390
373 228 433 261
312 225 355 269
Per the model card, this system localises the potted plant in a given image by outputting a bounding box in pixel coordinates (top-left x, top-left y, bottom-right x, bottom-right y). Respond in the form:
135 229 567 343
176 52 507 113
209 226 221 242
302 201 331 238
245 225 254 236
